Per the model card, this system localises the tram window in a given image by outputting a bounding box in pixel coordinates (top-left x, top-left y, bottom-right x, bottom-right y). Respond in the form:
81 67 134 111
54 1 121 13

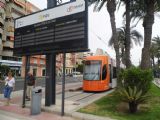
109 64 112 83
83 60 101 80
102 64 107 80
113 67 117 78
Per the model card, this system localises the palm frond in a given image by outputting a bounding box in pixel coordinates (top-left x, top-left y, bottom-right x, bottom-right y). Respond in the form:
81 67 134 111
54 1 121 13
130 30 143 46
88 0 97 6
96 0 107 12
93 0 100 12
155 0 160 12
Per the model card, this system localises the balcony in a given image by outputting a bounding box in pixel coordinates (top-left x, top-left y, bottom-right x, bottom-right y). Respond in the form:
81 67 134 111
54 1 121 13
11 4 26 15
5 24 14 37
0 44 3 51
0 0 6 4
6 32 14 37
13 0 26 8
2 33 6 41
0 27 3 34
0 17 4 24
11 12 21 18
2 50 13 57
5 11 12 19
6 21 14 27
3 41 14 48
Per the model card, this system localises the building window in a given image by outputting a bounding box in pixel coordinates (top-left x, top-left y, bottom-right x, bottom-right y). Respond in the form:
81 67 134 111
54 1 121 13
33 59 37 64
2 56 21 61
0 22 4 29
0 13 2 18
6 36 11 41
40 60 44 64
42 69 46 76
5 17 14 22
0 34 2 39
33 68 37 76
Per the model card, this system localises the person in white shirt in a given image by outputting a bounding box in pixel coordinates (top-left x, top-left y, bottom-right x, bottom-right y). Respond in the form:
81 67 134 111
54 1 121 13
3 71 15 106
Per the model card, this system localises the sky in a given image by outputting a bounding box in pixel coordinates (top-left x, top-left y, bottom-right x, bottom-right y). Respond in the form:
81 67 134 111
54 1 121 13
27 0 160 66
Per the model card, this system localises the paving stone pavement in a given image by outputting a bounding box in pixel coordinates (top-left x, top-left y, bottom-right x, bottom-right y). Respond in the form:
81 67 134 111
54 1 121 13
0 82 116 120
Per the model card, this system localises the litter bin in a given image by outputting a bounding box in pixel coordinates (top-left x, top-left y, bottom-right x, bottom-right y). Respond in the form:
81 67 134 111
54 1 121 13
31 87 42 115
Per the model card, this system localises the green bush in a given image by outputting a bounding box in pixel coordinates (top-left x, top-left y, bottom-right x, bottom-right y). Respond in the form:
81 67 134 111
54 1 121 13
119 67 153 94
0 65 11 80
118 67 153 113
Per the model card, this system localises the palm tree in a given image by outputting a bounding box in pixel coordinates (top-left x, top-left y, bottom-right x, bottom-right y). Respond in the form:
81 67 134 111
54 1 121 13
141 1 155 69
125 0 132 68
88 0 120 75
118 0 133 68
109 26 143 65
131 0 160 69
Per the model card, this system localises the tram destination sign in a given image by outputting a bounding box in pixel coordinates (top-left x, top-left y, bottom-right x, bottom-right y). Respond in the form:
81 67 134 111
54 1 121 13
14 0 88 56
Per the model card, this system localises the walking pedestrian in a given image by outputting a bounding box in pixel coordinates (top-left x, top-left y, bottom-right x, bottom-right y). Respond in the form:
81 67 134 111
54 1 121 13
3 71 15 106
26 72 36 101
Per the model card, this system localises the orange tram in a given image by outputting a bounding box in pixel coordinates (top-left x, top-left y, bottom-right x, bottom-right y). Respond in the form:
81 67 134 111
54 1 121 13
83 55 117 92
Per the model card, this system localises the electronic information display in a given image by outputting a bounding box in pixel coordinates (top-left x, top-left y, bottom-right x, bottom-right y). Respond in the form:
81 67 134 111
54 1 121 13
14 0 88 55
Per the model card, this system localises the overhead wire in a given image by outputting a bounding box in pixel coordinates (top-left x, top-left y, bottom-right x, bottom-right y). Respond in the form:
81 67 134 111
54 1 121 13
89 29 108 46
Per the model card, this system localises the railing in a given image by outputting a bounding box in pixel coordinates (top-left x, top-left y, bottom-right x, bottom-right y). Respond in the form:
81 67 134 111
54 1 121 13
3 41 14 48
15 76 46 81
0 76 83 93
2 50 13 56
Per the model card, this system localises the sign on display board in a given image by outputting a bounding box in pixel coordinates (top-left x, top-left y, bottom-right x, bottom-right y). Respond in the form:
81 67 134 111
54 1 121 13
14 0 88 56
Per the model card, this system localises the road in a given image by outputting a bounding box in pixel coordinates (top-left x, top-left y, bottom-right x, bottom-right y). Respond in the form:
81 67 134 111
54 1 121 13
0 76 83 93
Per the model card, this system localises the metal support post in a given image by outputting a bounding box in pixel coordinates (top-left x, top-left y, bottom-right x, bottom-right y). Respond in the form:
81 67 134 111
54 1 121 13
22 56 30 108
47 0 56 8
45 54 56 106
61 52 66 116
45 0 57 106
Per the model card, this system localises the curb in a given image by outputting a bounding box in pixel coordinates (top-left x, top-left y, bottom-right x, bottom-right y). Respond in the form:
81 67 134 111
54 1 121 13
153 80 160 88
70 112 116 120
40 89 115 120
65 90 116 120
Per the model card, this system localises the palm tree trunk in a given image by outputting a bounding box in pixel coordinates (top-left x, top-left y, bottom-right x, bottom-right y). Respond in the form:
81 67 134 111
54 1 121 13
107 0 120 81
125 0 131 68
141 0 154 69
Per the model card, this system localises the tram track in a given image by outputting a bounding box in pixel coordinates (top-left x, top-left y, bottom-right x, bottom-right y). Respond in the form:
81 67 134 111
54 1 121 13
75 93 95 102
57 88 114 104
64 91 84 99
56 90 96 103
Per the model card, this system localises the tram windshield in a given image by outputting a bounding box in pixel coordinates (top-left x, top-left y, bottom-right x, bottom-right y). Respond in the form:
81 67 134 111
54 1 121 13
83 60 101 80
